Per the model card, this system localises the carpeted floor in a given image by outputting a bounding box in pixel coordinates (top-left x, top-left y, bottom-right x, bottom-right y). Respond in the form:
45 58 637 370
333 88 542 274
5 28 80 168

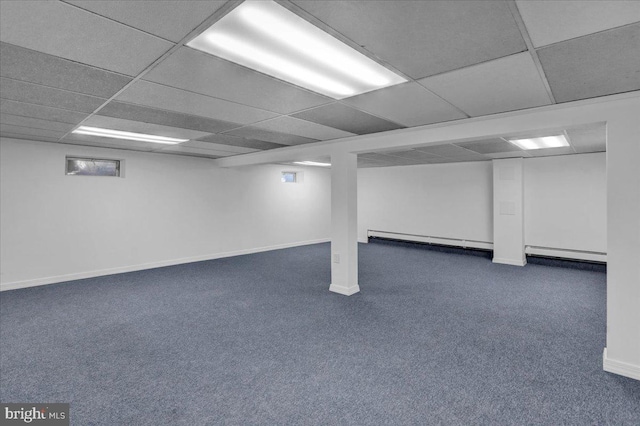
1 242 638 425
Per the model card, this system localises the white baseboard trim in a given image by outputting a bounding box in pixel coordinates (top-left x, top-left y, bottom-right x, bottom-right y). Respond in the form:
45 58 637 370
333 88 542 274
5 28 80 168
603 348 640 381
492 257 527 266
526 246 606 263
329 284 360 296
0 238 330 292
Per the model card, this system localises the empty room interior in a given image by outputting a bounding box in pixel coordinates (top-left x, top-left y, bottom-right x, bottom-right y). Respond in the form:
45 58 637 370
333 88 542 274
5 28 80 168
1 0 639 424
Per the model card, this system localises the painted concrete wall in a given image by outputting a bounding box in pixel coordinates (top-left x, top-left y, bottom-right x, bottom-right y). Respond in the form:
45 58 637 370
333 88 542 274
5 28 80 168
358 153 606 254
0 138 331 290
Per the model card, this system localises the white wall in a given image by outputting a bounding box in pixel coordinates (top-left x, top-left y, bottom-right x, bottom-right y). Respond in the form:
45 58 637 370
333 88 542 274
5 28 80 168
0 138 331 290
358 153 606 255
358 161 494 243
524 153 606 253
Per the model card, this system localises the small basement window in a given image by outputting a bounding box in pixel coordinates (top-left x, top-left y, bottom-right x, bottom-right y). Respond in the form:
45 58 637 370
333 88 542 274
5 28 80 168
66 157 121 177
281 171 297 183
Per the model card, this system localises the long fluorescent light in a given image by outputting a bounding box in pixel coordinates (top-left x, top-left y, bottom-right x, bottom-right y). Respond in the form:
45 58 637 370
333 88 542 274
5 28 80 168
294 161 331 167
72 126 189 145
187 0 406 99
508 135 569 150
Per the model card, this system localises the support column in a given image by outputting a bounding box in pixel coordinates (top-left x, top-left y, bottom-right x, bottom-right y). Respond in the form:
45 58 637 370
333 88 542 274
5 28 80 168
329 150 360 296
603 114 640 380
492 158 526 266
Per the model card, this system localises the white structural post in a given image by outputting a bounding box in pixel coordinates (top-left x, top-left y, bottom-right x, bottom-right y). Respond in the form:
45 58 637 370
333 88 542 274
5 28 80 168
492 158 526 266
329 150 360 296
603 114 640 380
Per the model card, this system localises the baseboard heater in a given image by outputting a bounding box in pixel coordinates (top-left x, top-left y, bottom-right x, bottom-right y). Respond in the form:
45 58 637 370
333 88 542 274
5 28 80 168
525 246 606 263
367 230 493 251
367 230 606 264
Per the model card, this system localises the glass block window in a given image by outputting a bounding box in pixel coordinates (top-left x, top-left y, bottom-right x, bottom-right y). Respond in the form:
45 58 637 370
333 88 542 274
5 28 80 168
281 171 297 183
66 157 120 177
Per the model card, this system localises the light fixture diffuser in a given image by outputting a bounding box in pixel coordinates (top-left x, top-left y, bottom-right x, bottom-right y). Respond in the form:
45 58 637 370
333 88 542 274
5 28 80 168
72 126 189 145
187 0 406 99
294 161 331 167
508 135 569 150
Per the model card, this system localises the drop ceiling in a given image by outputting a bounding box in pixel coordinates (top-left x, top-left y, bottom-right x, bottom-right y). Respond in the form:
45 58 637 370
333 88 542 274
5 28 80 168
0 1 638 162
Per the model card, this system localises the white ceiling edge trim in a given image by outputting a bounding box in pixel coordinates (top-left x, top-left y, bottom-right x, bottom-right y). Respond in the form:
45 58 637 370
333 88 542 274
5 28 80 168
213 91 640 168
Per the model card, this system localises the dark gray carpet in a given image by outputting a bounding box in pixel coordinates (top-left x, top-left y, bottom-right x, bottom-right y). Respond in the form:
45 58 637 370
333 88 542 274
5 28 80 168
1 242 639 425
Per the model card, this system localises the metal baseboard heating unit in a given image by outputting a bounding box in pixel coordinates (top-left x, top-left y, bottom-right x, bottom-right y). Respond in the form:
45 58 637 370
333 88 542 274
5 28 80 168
525 246 607 263
367 230 493 251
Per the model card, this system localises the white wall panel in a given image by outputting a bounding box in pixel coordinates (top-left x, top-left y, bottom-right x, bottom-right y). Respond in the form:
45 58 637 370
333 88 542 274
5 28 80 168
358 161 494 243
524 153 606 253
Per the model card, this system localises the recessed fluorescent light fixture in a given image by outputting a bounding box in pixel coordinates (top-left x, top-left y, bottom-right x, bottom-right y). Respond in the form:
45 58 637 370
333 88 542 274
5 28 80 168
72 126 189 145
508 135 570 150
294 161 331 167
186 0 406 99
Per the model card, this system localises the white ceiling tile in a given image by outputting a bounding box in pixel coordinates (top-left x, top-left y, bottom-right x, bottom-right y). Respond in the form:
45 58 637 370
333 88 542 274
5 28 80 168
1 113 73 132
251 116 355 141
82 116 211 140
0 1 173 76
180 140 259 154
419 53 552 117
143 47 332 114
66 1 226 43
537 24 640 103
293 0 525 79
516 0 640 47
116 81 279 125
342 82 467 127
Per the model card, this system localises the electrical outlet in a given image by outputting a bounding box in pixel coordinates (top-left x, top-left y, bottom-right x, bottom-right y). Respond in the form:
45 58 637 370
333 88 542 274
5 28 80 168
333 253 340 264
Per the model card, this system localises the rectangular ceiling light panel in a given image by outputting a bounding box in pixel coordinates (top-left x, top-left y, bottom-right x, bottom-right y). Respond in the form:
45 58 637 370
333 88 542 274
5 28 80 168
72 126 188 144
508 134 569 150
187 0 406 99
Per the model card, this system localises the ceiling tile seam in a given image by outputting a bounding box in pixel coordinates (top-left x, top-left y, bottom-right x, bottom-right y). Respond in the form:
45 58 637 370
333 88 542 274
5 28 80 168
0 98 93 116
135 79 288 116
59 0 184 45
506 0 556 104
278 0 413 82
533 20 640 50
55 1 245 144
0 133 60 142
0 76 109 101
0 122 67 134
0 41 135 79
216 123 321 142
331 100 416 129
0 113 75 130
409 83 471 120
0 106 86 124
102 99 244 130
414 48 528 85
227 112 351 137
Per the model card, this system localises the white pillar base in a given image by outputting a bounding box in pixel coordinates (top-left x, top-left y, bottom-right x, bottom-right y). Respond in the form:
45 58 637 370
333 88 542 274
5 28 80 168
603 348 640 381
492 258 527 266
329 284 360 296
